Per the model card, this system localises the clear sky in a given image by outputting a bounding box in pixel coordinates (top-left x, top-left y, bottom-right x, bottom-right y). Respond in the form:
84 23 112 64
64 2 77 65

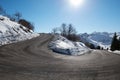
0 0 120 33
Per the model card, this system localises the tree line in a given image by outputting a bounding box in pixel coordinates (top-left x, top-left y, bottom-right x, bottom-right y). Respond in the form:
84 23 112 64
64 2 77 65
0 5 34 31
52 23 80 41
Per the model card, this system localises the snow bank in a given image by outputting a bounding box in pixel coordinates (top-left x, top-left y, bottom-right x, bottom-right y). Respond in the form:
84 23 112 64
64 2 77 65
0 15 39 46
108 50 120 55
49 35 90 56
112 50 120 55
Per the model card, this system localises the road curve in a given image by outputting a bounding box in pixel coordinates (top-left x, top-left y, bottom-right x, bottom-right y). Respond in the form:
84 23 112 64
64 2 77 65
0 34 120 80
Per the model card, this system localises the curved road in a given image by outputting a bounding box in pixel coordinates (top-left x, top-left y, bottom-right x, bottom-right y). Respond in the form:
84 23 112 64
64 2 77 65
0 34 120 80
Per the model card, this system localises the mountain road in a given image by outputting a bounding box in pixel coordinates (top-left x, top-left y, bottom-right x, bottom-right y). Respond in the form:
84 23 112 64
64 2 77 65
0 34 120 80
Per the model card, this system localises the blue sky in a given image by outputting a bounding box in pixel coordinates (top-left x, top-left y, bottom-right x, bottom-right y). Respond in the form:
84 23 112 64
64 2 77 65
0 0 120 33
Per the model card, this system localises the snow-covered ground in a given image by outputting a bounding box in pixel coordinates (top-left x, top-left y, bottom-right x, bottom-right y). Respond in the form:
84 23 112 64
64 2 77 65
113 51 120 54
0 15 39 46
109 50 120 55
49 35 90 56
80 32 120 49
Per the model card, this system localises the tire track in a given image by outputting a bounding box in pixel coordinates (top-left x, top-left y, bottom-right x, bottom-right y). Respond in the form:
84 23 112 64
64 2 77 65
0 34 120 80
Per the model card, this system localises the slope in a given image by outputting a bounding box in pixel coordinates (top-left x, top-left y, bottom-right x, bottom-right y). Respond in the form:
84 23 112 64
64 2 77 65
0 15 39 46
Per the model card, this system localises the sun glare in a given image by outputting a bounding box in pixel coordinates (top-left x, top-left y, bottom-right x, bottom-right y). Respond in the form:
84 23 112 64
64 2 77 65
69 0 84 8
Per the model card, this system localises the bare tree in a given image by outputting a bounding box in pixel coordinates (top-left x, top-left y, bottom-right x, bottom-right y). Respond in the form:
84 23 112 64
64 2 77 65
0 6 3 14
52 23 79 41
60 23 67 37
14 12 22 21
0 6 6 15
51 27 58 34
67 24 79 41
68 24 76 35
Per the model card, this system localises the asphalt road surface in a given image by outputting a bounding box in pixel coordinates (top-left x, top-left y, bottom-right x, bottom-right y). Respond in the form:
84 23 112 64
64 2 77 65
0 34 120 80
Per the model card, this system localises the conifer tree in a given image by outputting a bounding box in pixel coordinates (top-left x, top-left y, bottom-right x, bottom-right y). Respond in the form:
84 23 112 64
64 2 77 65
111 32 119 51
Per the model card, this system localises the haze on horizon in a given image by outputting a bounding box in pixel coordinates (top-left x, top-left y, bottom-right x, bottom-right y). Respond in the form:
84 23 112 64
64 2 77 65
0 0 120 33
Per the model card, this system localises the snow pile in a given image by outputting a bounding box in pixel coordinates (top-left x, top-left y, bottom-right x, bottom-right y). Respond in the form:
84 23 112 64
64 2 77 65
80 32 120 49
49 35 90 56
0 15 39 46
112 50 120 55
108 50 120 55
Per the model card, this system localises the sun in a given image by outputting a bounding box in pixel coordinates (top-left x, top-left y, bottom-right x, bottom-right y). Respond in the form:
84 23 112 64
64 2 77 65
69 0 84 8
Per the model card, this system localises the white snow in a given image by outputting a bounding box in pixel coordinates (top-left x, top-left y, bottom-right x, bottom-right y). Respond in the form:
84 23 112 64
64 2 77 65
112 50 120 55
108 50 120 55
49 35 90 56
0 15 39 46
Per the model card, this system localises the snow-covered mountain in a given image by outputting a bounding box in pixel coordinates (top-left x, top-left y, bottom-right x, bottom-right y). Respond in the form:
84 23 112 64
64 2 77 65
49 35 90 56
0 15 39 46
80 32 120 49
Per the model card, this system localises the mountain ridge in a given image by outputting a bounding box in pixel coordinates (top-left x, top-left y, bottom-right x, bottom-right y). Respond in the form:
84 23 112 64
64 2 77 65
80 32 120 49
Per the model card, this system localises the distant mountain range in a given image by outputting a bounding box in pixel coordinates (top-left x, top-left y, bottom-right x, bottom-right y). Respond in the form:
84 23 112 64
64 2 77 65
80 32 120 49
